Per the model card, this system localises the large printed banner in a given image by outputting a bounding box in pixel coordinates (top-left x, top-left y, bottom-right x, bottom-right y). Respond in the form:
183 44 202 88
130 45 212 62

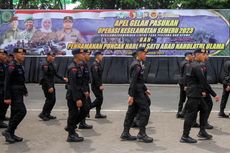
0 9 229 56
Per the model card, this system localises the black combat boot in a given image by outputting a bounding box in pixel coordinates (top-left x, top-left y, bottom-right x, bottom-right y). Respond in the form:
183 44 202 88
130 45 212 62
2 130 15 143
38 113 49 121
47 114 57 120
11 130 23 142
180 135 197 143
137 128 153 143
67 131 84 142
120 128 136 141
95 108 107 119
205 123 214 130
197 129 213 139
79 119 93 129
218 110 229 118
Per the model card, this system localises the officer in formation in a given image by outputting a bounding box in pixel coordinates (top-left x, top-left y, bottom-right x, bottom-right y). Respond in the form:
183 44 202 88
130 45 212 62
2 48 28 143
78 49 93 129
90 51 107 118
177 52 193 118
120 47 153 143
39 52 68 121
65 49 91 142
219 60 230 118
0 49 9 128
180 49 220 143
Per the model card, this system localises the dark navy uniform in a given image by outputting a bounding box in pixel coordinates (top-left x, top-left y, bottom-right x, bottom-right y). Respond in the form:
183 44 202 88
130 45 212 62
39 59 64 120
219 60 230 117
0 58 9 128
3 59 27 142
177 59 191 117
200 62 213 127
90 57 105 118
182 60 216 142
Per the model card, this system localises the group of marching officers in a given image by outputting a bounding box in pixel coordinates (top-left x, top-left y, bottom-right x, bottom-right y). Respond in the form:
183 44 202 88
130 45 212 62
0 47 230 144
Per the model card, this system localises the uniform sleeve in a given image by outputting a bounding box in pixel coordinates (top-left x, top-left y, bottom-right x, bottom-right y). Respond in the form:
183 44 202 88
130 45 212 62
41 64 53 88
223 61 230 86
4 65 14 100
194 65 217 97
91 64 102 87
129 64 141 97
68 67 82 102
54 68 64 81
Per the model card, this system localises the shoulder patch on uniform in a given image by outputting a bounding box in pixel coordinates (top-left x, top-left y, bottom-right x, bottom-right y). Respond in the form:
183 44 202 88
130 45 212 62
71 67 77 72
8 65 15 70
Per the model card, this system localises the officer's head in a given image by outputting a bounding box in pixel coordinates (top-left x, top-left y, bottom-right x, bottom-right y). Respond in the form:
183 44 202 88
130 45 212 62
135 47 148 61
94 51 103 62
46 52 56 62
83 49 91 62
204 50 210 61
184 52 193 61
63 16 73 30
24 16 34 31
13 48 26 63
193 48 206 62
10 16 18 30
0 49 7 62
72 48 84 61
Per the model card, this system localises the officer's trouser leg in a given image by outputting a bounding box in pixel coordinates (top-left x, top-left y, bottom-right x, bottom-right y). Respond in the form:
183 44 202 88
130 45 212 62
67 99 78 134
178 84 186 112
7 93 27 134
42 85 56 116
0 93 9 122
199 98 209 130
203 94 213 125
220 85 230 113
91 87 103 114
123 103 139 132
183 98 199 137
136 94 151 130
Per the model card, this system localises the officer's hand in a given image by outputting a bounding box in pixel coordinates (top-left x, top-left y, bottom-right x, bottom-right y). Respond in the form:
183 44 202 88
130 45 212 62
24 93 28 97
48 87 54 93
4 99 11 105
128 96 134 105
63 77 68 82
214 96 220 102
226 86 230 91
202 92 206 97
145 90 151 95
84 91 90 97
76 100 83 108
99 86 104 91
184 86 187 91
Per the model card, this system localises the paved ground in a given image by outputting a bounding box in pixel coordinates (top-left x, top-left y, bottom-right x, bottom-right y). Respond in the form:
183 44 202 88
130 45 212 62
1 84 230 153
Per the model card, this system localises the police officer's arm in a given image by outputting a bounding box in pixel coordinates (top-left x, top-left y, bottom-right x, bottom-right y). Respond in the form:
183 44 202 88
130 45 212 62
4 64 14 100
91 64 102 87
194 65 217 97
129 64 141 97
54 68 65 81
69 67 82 101
42 64 53 89
224 61 230 86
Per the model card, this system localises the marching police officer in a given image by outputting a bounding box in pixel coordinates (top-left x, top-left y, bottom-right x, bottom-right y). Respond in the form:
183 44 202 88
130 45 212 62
90 51 106 118
121 47 153 143
200 50 214 129
78 49 93 129
219 60 230 118
65 48 90 142
0 49 9 128
39 52 67 121
2 48 28 143
180 49 220 143
177 52 193 118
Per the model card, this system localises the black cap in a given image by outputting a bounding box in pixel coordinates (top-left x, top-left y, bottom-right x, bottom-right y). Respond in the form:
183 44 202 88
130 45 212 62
83 49 91 54
0 49 7 54
13 48 26 54
47 52 56 56
94 51 102 57
133 47 148 56
184 52 192 57
193 48 206 54
72 48 83 55
64 16 73 22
